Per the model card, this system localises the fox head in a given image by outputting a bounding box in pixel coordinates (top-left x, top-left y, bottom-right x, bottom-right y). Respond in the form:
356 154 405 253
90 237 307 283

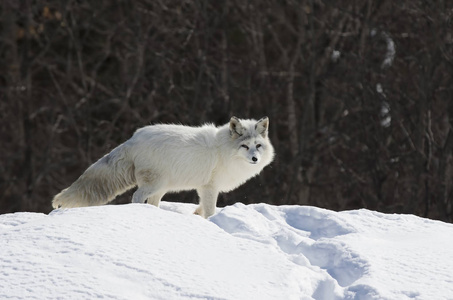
229 116 271 165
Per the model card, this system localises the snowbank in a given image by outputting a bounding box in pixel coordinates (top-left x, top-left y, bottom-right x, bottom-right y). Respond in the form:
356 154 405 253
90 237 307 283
1 202 452 299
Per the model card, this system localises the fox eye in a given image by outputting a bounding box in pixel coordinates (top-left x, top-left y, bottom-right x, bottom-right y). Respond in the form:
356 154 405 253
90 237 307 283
256 144 262 148
241 144 249 150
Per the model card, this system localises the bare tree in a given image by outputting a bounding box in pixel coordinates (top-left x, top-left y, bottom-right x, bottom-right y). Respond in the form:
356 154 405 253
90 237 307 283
0 0 452 221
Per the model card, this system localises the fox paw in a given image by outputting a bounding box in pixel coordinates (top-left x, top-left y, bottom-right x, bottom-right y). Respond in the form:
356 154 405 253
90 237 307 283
193 206 204 217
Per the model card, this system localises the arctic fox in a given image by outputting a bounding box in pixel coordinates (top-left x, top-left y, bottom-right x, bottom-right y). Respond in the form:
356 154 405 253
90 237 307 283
52 117 274 218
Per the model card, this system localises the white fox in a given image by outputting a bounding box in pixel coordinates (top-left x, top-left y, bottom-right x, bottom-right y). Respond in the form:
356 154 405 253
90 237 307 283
52 117 274 218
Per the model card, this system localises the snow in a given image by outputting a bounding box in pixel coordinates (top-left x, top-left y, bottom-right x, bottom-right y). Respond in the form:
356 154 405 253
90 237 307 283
370 28 396 68
1 202 453 300
381 32 396 68
331 50 341 62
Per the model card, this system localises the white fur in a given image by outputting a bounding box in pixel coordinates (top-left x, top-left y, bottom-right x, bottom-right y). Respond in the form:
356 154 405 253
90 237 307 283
52 117 274 218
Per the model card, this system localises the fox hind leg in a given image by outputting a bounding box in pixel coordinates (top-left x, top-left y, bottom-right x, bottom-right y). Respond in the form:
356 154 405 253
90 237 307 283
132 185 164 206
145 192 165 207
132 169 164 206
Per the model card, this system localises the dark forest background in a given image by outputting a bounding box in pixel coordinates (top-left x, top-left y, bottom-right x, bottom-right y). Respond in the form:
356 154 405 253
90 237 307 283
1 0 453 222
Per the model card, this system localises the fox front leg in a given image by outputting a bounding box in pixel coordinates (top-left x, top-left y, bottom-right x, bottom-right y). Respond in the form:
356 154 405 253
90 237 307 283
195 186 218 218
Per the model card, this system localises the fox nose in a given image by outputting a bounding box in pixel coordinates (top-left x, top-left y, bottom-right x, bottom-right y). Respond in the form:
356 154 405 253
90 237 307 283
252 157 258 162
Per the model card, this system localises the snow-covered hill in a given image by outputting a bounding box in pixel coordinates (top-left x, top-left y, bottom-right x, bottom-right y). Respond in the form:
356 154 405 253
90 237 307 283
1 202 452 300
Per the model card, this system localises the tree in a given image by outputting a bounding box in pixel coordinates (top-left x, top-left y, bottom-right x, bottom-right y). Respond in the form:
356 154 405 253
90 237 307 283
1 0 452 222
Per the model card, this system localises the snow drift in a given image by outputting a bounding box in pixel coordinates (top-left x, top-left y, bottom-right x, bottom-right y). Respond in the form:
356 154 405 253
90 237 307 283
1 202 452 299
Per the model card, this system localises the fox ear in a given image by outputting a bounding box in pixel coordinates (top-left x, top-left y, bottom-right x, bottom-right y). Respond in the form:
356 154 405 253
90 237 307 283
255 116 269 137
229 116 244 139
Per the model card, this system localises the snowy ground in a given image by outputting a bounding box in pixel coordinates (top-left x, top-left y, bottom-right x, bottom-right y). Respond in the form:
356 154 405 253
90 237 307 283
1 202 452 300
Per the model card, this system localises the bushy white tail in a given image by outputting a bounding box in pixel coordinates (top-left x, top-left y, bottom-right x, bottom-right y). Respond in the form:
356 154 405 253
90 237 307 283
52 145 136 209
